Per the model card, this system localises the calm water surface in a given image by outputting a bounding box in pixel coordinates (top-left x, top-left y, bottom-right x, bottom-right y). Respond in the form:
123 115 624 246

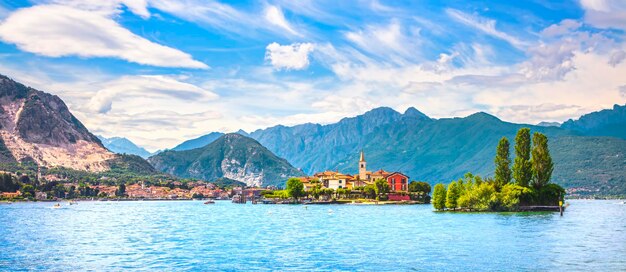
1 200 625 271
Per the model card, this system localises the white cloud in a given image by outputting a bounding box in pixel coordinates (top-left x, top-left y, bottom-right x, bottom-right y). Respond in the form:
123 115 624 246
265 42 314 70
0 4 206 68
264 5 299 36
446 8 527 49
580 0 626 30
541 19 582 37
87 75 218 113
521 29 616 81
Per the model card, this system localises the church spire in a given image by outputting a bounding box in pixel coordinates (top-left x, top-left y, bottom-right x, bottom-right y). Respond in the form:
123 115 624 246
359 150 365 162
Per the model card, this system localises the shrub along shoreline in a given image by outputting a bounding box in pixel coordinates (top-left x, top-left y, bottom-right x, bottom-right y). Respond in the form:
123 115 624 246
432 128 565 212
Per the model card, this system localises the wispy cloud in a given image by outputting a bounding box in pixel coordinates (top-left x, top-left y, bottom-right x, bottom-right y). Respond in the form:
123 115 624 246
149 0 305 38
445 8 527 49
264 5 300 37
344 20 422 64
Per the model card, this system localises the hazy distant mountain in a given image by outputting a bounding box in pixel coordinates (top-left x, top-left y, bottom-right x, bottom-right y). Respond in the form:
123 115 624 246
97 136 151 158
536 121 560 127
0 74 156 174
561 104 626 139
149 133 304 187
171 132 224 151
243 107 625 196
171 130 251 151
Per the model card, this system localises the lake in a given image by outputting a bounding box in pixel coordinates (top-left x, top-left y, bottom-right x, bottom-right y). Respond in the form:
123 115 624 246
1 200 625 271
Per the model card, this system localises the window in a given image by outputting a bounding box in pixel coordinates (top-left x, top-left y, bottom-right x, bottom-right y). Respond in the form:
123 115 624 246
339 180 342 183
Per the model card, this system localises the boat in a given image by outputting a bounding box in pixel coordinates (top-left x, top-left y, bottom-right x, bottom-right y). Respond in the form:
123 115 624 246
68 200 77 205
204 200 215 204
52 203 61 209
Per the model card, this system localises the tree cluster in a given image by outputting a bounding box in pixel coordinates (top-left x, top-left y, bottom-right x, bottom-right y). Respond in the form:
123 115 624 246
432 128 564 212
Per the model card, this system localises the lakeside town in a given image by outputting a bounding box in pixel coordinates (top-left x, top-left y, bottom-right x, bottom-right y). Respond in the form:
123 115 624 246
1 151 431 204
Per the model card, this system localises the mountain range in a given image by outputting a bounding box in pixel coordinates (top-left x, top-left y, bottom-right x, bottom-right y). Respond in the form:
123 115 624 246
1 73 623 195
561 104 626 140
159 105 626 195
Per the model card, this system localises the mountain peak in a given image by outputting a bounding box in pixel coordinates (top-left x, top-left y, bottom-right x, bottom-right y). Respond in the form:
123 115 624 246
466 111 500 121
403 107 430 119
235 129 249 136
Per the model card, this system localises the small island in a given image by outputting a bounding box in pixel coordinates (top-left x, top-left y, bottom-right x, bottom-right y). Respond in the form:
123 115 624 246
260 151 432 204
431 128 565 212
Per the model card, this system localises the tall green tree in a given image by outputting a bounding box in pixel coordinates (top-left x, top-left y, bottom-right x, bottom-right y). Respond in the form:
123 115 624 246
115 184 126 197
531 132 554 189
432 183 447 211
286 178 305 201
445 181 460 210
512 128 532 187
374 179 390 200
494 137 512 191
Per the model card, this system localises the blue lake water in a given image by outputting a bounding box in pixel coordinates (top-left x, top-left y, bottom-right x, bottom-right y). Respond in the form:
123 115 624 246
1 200 625 271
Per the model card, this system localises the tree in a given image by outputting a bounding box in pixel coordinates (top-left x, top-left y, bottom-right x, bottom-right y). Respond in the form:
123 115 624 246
513 128 532 187
374 179 390 200
445 181 460 210
432 184 447 210
363 184 376 199
115 184 126 197
286 178 305 202
409 181 431 194
335 188 344 199
494 137 512 191
531 132 554 189
0 173 19 192
21 184 35 198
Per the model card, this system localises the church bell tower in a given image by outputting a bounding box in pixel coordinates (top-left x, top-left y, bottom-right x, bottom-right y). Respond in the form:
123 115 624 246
359 150 367 181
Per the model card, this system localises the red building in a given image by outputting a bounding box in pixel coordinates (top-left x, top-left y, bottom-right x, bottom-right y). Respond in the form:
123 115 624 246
385 172 409 192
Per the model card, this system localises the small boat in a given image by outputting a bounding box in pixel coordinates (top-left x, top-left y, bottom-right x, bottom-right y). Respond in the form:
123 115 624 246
68 201 77 205
204 200 215 204
52 203 61 209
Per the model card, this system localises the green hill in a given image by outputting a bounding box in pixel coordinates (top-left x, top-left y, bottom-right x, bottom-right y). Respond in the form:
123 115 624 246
148 133 304 187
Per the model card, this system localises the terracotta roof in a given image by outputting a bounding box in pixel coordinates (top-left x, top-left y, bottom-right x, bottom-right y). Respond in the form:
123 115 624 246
384 172 409 179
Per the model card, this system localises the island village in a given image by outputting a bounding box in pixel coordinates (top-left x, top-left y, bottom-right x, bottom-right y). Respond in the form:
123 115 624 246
295 151 413 202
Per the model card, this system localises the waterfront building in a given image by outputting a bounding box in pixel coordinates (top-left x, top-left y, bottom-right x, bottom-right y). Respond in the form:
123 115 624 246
299 151 410 194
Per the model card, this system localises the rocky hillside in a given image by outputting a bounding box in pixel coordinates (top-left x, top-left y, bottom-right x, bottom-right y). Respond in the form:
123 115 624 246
0 74 155 173
148 133 304 187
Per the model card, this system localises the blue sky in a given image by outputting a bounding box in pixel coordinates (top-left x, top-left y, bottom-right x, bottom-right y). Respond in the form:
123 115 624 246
0 0 625 151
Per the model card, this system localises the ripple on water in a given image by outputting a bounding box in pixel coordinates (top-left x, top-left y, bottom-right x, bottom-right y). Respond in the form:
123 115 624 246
1 200 625 271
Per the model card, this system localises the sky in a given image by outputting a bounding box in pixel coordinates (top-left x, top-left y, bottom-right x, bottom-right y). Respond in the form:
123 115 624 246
0 0 625 151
